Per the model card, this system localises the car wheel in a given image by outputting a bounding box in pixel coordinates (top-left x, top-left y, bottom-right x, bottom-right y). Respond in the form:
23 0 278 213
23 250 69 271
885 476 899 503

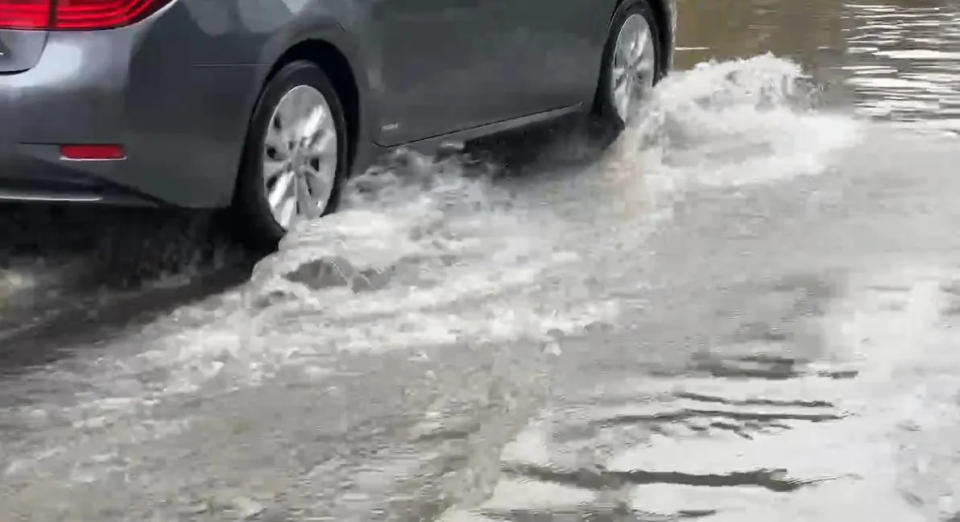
235 60 347 248
595 1 662 130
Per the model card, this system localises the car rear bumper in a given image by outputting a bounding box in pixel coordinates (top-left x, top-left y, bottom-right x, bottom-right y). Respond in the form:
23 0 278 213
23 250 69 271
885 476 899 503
0 145 156 206
0 14 261 208
0 28 144 203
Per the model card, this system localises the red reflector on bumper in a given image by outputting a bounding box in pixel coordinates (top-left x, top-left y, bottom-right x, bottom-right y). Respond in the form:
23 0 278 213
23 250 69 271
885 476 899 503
60 144 126 160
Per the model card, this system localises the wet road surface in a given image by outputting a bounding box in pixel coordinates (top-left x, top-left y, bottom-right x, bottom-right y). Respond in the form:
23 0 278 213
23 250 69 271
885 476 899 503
5 0 960 520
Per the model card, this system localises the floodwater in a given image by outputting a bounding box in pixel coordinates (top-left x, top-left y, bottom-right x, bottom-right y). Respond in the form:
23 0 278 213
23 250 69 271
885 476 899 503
4 0 960 520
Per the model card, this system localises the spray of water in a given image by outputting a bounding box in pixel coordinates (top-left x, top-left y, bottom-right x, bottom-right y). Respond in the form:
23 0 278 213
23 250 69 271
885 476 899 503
601 54 861 190
0 55 866 521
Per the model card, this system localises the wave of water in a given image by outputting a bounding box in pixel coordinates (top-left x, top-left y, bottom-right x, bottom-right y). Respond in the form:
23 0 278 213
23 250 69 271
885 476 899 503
603 54 861 190
439 263 960 521
0 55 866 521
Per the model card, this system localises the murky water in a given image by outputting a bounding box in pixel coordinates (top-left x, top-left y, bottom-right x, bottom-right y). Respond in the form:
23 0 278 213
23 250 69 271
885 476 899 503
676 0 960 134
4 0 960 520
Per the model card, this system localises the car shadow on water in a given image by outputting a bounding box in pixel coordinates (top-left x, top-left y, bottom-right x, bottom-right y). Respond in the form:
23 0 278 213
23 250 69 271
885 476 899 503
0 203 259 372
466 114 617 181
0 204 254 286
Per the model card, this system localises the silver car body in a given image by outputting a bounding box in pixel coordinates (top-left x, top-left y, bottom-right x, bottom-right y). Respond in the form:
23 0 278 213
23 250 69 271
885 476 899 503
0 0 676 208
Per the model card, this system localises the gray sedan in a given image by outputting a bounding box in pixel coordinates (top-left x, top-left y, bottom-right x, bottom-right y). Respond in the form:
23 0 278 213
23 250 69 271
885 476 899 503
0 0 676 244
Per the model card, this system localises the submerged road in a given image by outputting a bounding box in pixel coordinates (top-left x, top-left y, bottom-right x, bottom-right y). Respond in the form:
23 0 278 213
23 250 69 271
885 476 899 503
4 0 960 520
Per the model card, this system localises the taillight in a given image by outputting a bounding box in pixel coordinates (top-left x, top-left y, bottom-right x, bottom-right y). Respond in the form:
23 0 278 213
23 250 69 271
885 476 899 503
53 0 173 30
0 0 173 30
0 0 51 30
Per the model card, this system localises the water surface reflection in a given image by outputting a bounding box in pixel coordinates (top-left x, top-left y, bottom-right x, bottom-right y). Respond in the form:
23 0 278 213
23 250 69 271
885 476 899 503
677 0 960 134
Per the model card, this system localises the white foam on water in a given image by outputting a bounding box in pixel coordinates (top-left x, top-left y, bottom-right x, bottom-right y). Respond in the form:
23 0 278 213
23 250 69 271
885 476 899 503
0 150 620 507
600 54 862 196
1 55 870 520
6 55 866 423
241 152 619 363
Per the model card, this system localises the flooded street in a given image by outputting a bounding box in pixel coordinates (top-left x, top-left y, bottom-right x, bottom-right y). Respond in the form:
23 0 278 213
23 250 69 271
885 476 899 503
5 0 960 520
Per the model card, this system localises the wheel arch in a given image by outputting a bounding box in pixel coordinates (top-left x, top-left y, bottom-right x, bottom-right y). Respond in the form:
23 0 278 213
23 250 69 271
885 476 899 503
230 31 368 206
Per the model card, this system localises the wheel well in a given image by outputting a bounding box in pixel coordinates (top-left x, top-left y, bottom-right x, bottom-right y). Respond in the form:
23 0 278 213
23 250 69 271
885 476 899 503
269 40 360 169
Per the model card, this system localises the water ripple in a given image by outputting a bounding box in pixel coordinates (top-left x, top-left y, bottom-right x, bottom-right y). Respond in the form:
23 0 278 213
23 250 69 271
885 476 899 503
843 1 960 135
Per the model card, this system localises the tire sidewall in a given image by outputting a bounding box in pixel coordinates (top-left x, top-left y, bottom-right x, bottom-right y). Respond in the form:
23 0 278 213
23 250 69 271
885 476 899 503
595 0 662 128
236 61 348 246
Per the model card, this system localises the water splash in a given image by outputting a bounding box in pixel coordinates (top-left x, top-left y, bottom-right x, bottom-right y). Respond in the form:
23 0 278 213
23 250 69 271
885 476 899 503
601 54 862 192
0 55 868 521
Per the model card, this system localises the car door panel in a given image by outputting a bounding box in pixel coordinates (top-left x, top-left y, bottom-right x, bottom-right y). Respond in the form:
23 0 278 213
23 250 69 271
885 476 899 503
368 0 616 146
370 0 503 145
489 0 616 119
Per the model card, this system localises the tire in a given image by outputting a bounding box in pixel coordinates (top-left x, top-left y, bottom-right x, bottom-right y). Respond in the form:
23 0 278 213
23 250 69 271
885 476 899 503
594 0 663 130
234 60 348 248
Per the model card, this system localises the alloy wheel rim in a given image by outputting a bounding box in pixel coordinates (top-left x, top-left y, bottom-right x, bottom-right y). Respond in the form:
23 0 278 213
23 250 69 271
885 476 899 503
611 13 656 123
262 85 338 230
